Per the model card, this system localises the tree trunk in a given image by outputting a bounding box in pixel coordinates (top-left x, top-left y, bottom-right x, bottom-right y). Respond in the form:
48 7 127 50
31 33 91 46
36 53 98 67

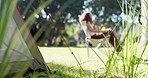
138 0 148 48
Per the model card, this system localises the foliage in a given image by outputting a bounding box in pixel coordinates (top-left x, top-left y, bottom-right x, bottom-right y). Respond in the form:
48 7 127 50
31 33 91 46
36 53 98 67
17 0 84 46
20 63 106 78
0 0 51 77
17 0 141 46
103 0 147 77
0 0 17 77
85 0 121 26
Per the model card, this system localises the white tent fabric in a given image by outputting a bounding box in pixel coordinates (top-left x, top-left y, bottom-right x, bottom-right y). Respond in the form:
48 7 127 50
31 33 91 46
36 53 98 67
0 6 47 73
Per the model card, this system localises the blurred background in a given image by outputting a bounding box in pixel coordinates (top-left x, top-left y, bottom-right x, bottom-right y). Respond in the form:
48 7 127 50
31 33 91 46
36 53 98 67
17 0 141 47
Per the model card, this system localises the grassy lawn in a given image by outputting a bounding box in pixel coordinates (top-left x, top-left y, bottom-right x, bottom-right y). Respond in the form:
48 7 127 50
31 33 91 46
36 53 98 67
22 63 104 78
38 46 148 78
46 63 102 78
39 47 114 71
6 46 148 78
21 47 114 78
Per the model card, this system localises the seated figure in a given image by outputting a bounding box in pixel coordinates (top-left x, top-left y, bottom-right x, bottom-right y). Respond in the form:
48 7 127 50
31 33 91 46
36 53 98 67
79 12 122 52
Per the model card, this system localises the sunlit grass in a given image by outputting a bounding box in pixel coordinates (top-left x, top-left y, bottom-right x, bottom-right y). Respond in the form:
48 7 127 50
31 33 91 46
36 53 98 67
20 63 103 78
103 0 148 77
39 46 148 77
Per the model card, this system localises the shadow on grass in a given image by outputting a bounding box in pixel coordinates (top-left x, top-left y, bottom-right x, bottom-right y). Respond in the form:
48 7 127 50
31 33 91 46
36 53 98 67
7 61 144 78
4 62 99 78
5 62 99 78
46 63 93 78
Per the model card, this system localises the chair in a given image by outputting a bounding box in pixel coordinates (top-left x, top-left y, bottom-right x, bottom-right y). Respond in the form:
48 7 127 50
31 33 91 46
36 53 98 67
82 25 110 57
79 12 111 57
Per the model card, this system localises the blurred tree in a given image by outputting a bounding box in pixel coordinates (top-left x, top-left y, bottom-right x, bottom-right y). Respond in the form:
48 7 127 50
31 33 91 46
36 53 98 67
84 0 122 27
18 0 84 46
17 0 132 46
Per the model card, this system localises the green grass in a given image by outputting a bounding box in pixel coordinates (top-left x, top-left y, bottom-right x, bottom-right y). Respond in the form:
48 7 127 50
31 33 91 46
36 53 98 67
20 62 104 78
39 47 148 78
39 47 113 70
47 63 98 78
14 45 147 78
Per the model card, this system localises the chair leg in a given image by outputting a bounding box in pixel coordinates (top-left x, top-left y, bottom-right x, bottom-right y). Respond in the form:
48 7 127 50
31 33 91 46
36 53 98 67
90 43 101 58
94 43 101 52
85 38 89 57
